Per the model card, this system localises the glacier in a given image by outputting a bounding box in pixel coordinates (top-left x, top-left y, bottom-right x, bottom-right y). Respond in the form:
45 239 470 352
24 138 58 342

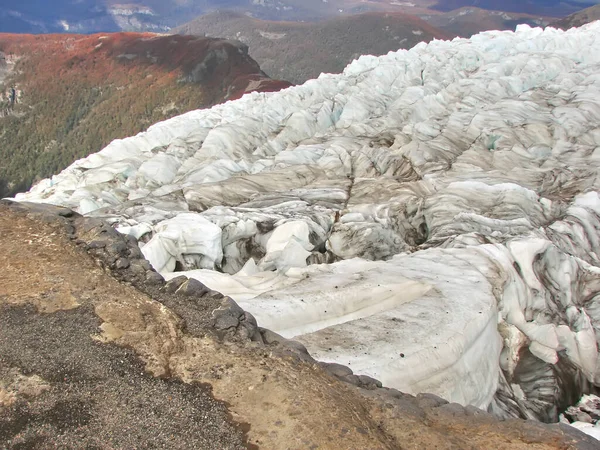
562 394 600 440
16 22 600 426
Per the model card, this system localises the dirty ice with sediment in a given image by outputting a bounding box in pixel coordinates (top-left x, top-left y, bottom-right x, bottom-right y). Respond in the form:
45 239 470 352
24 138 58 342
17 22 600 438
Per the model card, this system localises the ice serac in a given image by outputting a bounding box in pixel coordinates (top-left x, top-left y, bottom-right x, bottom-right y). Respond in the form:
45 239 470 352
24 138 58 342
561 395 600 440
17 22 600 426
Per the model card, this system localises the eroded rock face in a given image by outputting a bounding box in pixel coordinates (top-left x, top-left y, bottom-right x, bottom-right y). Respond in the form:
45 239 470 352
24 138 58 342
15 23 600 425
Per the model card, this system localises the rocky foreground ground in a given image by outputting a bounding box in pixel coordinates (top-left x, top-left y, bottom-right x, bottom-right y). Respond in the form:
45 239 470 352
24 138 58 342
0 199 598 449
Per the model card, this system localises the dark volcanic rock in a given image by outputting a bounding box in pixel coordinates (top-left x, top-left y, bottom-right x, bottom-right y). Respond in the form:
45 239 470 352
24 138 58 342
114 257 130 270
163 275 189 293
177 278 211 297
145 271 165 285
320 362 354 378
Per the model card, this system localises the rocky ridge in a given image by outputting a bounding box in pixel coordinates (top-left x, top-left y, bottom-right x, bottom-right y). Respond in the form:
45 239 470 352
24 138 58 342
2 199 599 448
551 4 600 29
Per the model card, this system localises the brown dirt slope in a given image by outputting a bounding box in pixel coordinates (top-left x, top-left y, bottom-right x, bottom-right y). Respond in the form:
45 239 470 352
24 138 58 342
174 11 451 84
0 199 598 449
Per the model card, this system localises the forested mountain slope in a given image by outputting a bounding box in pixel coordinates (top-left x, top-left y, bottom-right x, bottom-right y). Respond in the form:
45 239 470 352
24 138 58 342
175 11 450 84
0 33 289 197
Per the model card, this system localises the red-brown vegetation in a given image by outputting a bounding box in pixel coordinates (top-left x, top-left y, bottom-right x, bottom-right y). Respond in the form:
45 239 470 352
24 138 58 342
0 32 290 197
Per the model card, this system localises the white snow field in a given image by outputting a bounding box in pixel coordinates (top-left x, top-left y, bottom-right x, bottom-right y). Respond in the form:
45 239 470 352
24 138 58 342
17 22 600 426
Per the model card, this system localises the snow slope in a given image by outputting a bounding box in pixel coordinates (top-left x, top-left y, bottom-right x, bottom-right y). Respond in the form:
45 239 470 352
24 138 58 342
17 22 600 422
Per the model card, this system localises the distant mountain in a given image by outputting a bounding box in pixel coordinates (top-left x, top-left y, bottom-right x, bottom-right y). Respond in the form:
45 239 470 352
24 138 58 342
3 0 598 33
551 3 600 27
0 0 123 33
420 7 551 37
0 33 289 197
0 0 437 33
0 0 193 33
431 0 599 17
174 11 451 84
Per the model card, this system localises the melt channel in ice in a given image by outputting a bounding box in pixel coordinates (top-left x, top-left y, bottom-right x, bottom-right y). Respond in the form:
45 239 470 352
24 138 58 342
16 22 600 426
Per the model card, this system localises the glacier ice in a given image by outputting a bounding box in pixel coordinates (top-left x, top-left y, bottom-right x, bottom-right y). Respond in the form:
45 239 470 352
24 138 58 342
561 395 600 440
16 22 600 424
